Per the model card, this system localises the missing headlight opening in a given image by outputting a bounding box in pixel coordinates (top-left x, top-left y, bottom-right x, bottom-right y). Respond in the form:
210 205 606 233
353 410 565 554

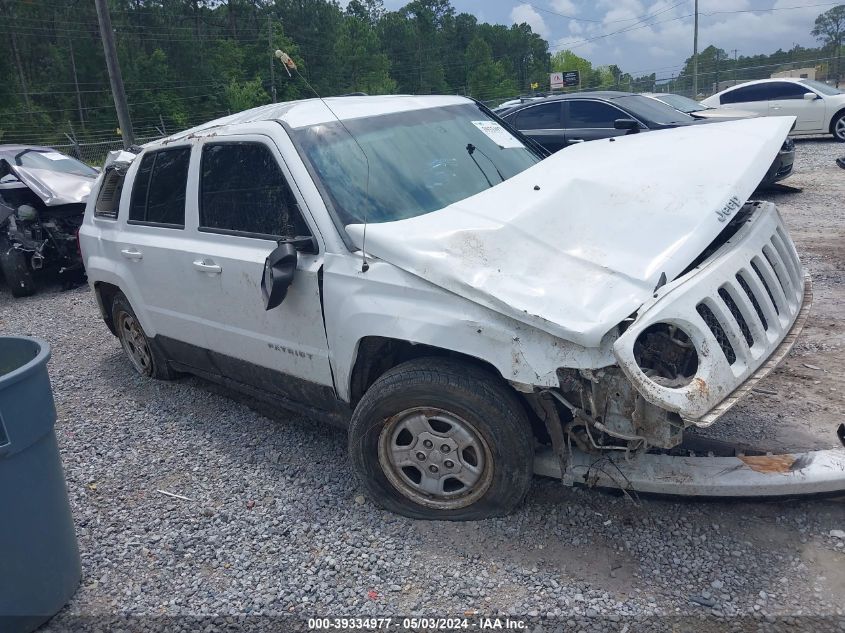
633 323 699 388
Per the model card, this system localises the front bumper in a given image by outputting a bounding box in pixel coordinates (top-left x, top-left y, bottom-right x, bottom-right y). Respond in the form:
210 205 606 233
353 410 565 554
761 145 795 186
613 202 808 426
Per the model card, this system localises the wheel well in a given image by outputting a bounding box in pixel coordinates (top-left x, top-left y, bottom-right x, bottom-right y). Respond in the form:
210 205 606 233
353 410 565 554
94 282 121 336
829 108 845 134
348 336 550 443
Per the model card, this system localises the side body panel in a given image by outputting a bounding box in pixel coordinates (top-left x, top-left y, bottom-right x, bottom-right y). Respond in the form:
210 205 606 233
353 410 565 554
322 253 615 402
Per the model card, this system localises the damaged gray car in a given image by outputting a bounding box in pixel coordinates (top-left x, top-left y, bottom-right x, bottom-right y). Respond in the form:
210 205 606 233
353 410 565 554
0 145 95 296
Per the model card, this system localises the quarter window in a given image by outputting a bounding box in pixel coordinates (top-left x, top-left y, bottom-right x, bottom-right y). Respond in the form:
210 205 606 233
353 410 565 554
514 103 562 130
720 83 770 104
199 142 310 239
567 100 628 128
128 147 190 227
94 168 125 219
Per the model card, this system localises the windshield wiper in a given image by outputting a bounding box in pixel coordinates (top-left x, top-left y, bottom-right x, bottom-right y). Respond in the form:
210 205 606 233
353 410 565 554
466 143 505 186
13 148 35 166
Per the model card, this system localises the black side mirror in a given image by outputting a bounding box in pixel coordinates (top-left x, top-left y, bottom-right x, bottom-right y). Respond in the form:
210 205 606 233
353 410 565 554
262 242 298 311
614 118 640 132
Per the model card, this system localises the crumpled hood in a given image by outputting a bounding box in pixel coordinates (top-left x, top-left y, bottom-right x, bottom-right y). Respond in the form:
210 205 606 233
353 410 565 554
346 116 794 348
8 165 93 206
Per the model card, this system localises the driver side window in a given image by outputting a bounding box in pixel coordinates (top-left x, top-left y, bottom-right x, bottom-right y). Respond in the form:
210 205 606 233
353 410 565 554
199 142 311 240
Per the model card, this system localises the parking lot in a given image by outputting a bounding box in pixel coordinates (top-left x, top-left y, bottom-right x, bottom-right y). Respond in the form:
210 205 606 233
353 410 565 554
1 139 843 630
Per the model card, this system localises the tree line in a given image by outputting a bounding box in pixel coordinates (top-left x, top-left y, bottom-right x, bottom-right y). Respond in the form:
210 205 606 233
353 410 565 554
1 0 843 146
0 0 549 144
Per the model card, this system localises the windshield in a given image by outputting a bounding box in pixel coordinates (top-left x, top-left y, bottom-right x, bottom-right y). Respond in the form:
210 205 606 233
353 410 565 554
653 93 707 113
15 149 97 177
800 79 842 96
613 95 696 126
292 103 541 226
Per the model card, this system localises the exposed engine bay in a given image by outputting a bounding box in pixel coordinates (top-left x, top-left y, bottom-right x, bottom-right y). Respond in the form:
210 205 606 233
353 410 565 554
0 147 93 297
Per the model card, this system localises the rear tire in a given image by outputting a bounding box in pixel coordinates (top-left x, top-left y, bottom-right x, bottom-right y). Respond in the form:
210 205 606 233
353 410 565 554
0 238 36 298
832 112 845 142
111 293 178 380
348 357 534 520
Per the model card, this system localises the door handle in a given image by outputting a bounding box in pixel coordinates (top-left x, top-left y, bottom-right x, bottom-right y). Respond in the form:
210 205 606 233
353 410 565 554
192 259 222 274
569 138 585 143
120 248 143 261
771 106 782 111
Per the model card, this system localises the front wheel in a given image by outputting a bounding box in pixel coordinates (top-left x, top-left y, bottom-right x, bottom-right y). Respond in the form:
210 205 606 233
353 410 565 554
832 112 845 142
348 358 534 520
0 238 36 298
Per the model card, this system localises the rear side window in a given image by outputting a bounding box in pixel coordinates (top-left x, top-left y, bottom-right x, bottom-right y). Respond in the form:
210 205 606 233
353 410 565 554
129 147 190 227
720 84 770 104
514 103 561 130
199 142 310 239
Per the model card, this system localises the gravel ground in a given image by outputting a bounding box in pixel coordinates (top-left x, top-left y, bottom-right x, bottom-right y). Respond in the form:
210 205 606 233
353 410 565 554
1 140 844 633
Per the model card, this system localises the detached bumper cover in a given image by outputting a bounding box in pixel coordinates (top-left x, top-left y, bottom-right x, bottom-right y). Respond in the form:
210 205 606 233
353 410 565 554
534 445 845 497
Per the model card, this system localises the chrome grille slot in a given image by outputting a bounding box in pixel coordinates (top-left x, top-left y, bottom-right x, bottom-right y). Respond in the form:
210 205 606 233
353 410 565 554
772 229 802 290
718 287 753 347
762 244 794 300
752 256 786 316
697 302 737 364
612 203 809 426
736 273 768 331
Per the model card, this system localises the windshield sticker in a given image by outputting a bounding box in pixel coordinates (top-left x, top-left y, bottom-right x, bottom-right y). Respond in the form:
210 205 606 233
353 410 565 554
471 121 523 149
40 152 68 161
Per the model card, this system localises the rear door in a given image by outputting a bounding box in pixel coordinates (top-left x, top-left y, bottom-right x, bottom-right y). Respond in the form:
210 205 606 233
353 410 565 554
717 83 770 116
114 146 201 350
766 81 824 132
563 99 637 144
180 136 335 399
507 101 566 152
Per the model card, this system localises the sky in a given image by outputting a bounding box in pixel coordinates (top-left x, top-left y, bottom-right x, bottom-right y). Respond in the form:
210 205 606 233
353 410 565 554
378 0 836 79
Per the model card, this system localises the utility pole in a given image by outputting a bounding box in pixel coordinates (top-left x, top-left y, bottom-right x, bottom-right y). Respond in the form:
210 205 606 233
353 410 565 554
692 0 699 97
269 15 276 103
714 49 720 91
10 32 31 119
68 37 85 130
732 48 738 86
95 0 134 148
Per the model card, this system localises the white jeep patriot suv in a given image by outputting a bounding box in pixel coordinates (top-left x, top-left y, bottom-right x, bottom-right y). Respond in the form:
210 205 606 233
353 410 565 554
80 95 808 520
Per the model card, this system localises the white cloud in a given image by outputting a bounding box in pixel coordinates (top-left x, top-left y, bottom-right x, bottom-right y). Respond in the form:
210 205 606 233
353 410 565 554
560 0 821 78
510 3 550 39
550 0 578 15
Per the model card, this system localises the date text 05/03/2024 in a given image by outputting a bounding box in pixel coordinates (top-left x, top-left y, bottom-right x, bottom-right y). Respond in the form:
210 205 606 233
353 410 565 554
307 617 527 630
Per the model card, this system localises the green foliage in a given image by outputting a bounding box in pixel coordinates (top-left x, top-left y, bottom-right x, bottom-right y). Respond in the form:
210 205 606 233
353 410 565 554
225 78 269 112
465 36 517 100
811 5 845 80
3 0 840 144
1 0 559 144
551 50 591 84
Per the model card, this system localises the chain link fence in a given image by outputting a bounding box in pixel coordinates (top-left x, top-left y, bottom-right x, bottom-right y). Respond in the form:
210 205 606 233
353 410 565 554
50 135 162 167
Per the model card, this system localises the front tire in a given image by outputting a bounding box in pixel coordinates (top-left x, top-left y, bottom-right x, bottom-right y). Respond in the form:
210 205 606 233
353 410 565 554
348 358 534 520
111 293 177 380
0 238 36 298
832 112 845 142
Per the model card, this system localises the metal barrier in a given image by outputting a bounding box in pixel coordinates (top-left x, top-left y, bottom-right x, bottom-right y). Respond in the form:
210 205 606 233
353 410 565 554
50 135 161 167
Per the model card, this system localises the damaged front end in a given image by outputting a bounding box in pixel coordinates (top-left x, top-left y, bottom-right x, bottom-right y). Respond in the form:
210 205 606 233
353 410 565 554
0 150 94 296
543 201 810 454
530 203 845 498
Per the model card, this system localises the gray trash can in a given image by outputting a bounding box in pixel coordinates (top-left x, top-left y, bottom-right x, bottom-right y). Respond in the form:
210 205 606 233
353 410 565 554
0 336 81 633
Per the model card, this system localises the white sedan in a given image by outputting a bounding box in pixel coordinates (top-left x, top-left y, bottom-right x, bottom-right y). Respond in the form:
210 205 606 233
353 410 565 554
701 78 845 141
